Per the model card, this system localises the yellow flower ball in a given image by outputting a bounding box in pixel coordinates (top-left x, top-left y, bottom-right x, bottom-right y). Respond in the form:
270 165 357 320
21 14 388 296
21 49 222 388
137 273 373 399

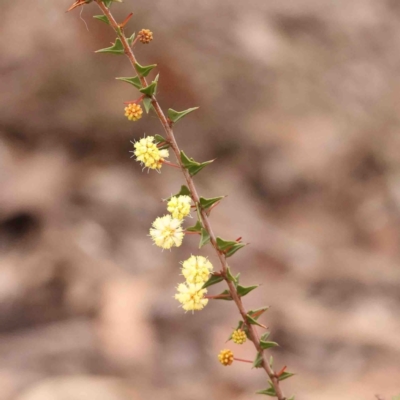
218 349 234 366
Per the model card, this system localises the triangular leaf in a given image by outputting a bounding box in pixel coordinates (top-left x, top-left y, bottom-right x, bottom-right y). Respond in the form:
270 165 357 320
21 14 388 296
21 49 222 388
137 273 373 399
93 15 110 25
166 185 191 202
226 267 236 283
216 237 247 257
127 32 136 46
168 107 199 123
96 38 124 54
139 81 157 96
215 289 233 301
237 284 258 297
260 332 271 342
248 306 270 320
253 352 263 369
199 228 210 248
247 314 267 328
102 0 112 7
186 220 203 233
135 62 157 77
256 388 276 397
278 372 295 381
142 97 153 113
199 196 225 210
202 273 224 289
116 76 142 89
260 340 279 350
180 151 214 177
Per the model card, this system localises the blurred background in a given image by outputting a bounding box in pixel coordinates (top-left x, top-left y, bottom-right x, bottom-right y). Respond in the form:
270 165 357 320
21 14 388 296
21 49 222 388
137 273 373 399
0 0 399 399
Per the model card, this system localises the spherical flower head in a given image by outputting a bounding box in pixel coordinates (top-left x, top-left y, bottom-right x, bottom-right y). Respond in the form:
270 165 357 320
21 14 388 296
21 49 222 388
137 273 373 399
174 282 208 312
133 136 169 171
125 103 143 121
150 214 184 249
138 29 153 44
181 255 213 284
167 195 192 220
218 349 234 366
232 329 247 344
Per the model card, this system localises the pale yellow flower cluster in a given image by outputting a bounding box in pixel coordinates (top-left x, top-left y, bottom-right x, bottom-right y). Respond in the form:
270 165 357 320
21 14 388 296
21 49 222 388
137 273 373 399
174 282 208 312
167 195 191 220
149 215 184 250
132 136 169 171
174 255 213 312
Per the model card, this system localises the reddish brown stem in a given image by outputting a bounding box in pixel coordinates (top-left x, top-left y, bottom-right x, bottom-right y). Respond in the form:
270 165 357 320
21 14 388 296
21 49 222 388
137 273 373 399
94 2 286 399
234 357 253 364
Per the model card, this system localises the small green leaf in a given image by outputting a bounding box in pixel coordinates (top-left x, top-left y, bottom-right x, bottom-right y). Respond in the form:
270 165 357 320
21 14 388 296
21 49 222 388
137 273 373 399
168 185 191 201
269 355 274 367
215 289 233 301
96 38 124 54
216 236 246 257
127 32 136 46
247 314 267 328
253 352 263 369
260 340 279 350
186 220 202 233
139 81 157 96
278 372 295 381
116 76 142 89
260 332 271 341
93 15 110 25
248 306 270 320
202 274 224 289
168 107 199 123
102 0 112 7
235 273 241 284
199 228 210 248
237 284 258 297
199 196 225 210
142 97 153 113
180 151 214 176
135 62 157 77
256 388 276 397
226 267 236 283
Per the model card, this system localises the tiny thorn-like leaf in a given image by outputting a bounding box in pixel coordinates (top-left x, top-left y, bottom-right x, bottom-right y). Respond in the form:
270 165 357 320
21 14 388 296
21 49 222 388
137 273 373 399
96 38 125 54
253 352 263 369
139 81 157 96
127 32 136 45
168 107 199 123
247 314 267 328
116 76 142 89
180 151 214 176
202 273 224 289
269 355 274 368
278 372 295 381
248 306 270 320
226 267 236 283
237 284 258 297
215 289 233 301
260 332 271 342
216 236 247 257
260 340 279 350
135 62 157 77
93 15 110 25
256 388 276 397
102 0 112 7
167 185 191 201
154 134 167 144
199 196 225 210
186 220 203 233
199 228 211 248
142 97 153 113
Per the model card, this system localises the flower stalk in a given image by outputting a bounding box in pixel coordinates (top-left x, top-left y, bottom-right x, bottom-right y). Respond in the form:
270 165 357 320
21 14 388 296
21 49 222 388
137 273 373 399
70 1 291 398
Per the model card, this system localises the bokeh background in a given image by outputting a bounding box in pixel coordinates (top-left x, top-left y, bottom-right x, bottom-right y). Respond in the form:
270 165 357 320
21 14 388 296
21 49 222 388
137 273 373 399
1 0 400 399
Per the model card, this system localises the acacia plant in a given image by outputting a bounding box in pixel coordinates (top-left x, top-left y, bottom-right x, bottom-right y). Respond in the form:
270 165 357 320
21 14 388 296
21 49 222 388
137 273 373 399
67 1 295 398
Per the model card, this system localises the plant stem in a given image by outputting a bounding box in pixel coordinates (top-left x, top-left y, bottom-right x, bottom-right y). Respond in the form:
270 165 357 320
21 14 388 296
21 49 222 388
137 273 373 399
95 2 286 398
